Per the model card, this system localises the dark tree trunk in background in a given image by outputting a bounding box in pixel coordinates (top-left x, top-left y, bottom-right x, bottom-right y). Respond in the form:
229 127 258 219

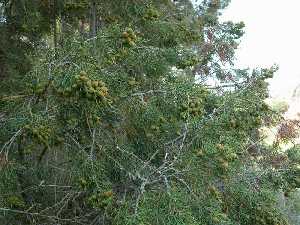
89 1 96 37
52 0 58 50
60 13 66 44
96 15 102 32
79 19 85 36
0 51 6 79
16 138 32 224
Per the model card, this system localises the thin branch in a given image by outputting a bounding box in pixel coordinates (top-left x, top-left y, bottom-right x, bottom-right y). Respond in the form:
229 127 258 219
0 208 86 224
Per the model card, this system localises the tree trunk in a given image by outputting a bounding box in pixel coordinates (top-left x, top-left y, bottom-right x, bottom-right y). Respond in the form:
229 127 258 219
16 137 32 224
89 1 96 38
53 0 57 50
60 13 66 44
79 19 85 37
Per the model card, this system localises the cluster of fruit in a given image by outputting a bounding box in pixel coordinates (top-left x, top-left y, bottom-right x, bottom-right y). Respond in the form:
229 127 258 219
227 112 263 131
251 205 288 225
143 7 160 21
145 125 161 139
176 56 199 69
216 143 239 170
195 143 238 171
217 157 229 171
24 124 51 145
207 185 229 223
104 15 120 23
6 195 25 209
195 148 205 157
121 28 137 47
128 77 139 86
56 71 109 101
145 116 168 138
208 185 222 200
180 98 204 119
211 213 229 224
31 83 45 95
78 177 90 190
88 190 114 209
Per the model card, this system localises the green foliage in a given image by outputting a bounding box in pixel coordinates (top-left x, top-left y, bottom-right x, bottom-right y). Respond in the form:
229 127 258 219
0 0 297 224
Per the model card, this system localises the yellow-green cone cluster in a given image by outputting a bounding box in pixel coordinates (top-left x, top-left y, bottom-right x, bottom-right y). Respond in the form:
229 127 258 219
60 71 110 101
122 28 137 47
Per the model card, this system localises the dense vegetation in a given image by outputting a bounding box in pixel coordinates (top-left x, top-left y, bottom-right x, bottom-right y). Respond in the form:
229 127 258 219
0 0 299 224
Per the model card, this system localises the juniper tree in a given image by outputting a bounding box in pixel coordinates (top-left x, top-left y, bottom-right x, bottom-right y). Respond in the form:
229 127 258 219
0 0 299 225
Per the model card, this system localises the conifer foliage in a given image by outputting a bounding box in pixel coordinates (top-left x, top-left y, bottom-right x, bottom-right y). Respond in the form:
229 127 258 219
0 0 299 224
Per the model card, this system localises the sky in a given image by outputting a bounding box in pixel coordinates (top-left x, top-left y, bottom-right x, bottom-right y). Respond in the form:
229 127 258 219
220 0 300 99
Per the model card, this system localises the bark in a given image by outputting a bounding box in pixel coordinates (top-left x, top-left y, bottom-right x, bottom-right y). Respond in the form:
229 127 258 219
16 137 32 224
79 19 85 36
53 0 57 50
60 13 66 44
89 1 96 38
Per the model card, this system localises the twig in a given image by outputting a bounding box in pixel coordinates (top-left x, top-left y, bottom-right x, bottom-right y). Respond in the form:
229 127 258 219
0 207 86 224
